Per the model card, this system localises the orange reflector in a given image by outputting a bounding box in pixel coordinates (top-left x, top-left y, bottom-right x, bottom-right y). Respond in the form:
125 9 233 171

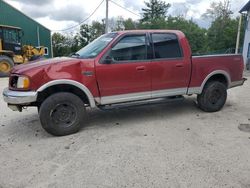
23 77 30 88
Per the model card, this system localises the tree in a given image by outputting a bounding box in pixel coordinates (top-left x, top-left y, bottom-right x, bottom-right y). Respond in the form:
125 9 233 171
123 18 138 30
74 21 106 50
109 16 125 31
52 21 106 57
52 32 74 57
76 24 94 48
91 20 105 38
202 0 233 21
51 0 243 57
107 17 138 31
207 17 244 52
140 0 170 29
166 16 208 54
203 0 242 53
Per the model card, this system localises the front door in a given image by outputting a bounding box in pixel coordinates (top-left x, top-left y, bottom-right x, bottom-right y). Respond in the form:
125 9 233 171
95 33 151 105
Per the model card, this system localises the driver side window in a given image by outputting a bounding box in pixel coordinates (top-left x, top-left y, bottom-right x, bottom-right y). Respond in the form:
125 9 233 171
109 34 147 62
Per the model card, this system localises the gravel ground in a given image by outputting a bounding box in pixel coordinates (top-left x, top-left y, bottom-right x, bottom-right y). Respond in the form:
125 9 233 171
0 73 250 188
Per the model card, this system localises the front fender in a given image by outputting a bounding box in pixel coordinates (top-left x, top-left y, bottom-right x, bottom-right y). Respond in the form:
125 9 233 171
37 79 96 108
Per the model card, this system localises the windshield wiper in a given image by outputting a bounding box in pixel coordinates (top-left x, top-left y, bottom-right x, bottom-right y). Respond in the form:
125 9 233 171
70 53 80 58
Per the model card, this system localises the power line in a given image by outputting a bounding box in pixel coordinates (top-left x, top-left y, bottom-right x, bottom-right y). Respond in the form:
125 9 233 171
53 0 140 32
109 0 140 17
53 0 104 32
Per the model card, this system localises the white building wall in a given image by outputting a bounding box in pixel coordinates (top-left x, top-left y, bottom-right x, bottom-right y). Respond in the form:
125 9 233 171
242 12 250 65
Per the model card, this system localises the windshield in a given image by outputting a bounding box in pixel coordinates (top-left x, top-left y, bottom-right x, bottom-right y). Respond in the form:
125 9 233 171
1 28 21 44
74 33 118 58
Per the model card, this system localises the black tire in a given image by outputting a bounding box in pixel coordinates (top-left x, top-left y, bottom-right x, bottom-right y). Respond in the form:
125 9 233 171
29 55 42 61
0 56 14 77
39 92 86 136
197 81 227 112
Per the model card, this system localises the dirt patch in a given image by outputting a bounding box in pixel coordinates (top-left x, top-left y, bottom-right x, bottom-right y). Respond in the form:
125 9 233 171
238 124 250 133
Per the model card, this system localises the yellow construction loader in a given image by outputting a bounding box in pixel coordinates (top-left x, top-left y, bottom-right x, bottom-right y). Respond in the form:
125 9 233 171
0 25 45 77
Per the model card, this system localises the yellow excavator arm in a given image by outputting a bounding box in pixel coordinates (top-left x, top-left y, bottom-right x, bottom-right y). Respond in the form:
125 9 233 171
22 45 45 61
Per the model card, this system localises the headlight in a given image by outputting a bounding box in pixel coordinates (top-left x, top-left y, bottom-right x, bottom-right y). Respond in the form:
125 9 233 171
16 76 30 89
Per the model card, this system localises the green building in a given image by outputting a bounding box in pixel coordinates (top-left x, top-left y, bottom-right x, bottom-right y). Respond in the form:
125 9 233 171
0 0 52 58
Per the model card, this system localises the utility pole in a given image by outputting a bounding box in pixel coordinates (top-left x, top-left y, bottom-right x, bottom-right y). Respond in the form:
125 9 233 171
105 0 109 33
235 14 242 54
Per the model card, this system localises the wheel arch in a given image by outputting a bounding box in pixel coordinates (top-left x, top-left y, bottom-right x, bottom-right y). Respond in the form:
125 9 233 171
200 70 231 93
37 79 96 107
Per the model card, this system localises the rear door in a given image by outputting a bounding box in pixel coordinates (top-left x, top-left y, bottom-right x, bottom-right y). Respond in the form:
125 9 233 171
95 33 152 105
150 32 191 98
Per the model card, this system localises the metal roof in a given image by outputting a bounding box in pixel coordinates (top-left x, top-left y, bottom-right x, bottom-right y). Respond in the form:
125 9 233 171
240 0 250 13
1 0 50 31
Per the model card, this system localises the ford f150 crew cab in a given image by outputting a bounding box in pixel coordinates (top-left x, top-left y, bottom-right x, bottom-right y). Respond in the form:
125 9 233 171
2 30 246 136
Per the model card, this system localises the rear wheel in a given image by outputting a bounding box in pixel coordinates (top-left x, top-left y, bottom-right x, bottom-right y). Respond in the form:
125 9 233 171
39 92 86 136
197 81 227 112
0 56 14 77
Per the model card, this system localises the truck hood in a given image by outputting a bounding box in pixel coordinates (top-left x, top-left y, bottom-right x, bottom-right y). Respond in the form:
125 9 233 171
11 57 77 74
10 56 96 91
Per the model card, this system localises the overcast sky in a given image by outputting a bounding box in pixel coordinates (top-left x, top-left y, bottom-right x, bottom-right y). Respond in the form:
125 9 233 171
5 0 249 32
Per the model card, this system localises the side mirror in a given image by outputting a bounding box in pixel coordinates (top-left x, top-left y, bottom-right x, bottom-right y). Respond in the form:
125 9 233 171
103 56 113 64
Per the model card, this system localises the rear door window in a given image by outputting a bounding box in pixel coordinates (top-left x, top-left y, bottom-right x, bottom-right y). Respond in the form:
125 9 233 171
151 33 182 59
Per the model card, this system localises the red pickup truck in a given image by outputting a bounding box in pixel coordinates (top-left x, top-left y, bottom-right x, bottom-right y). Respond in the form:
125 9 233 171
3 30 246 136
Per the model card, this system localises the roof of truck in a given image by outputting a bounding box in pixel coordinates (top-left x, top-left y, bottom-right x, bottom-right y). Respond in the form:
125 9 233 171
116 30 184 34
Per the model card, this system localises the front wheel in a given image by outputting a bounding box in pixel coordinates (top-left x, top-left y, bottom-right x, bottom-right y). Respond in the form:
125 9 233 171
197 81 227 112
39 92 86 136
0 56 14 77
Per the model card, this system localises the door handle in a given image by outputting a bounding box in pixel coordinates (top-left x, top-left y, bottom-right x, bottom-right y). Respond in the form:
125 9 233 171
136 66 146 71
176 63 184 68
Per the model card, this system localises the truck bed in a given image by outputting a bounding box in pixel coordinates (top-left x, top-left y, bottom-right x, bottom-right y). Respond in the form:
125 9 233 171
189 54 244 91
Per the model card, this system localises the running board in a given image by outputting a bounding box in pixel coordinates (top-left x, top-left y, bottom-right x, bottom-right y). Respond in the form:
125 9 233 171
98 96 184 110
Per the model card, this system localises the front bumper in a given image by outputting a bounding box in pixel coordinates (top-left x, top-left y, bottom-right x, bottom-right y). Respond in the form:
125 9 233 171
3 88 37 105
